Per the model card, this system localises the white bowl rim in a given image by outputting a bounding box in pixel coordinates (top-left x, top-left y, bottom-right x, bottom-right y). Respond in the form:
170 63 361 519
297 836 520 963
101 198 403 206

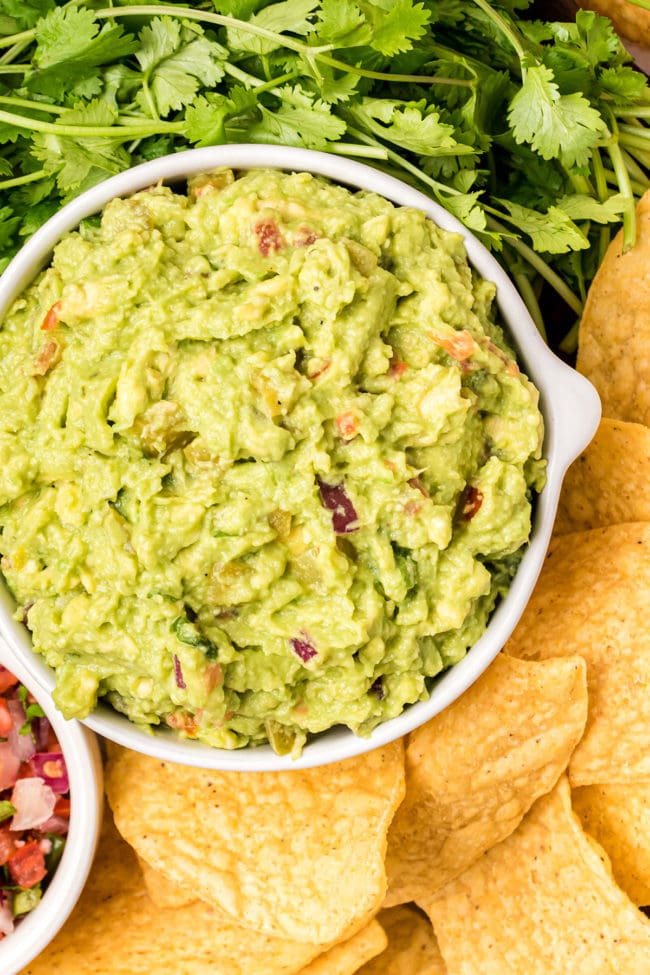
0 641 103 975
0 144 601 771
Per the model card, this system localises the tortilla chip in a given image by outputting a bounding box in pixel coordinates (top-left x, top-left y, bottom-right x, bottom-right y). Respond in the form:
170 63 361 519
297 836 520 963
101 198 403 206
573 781 650 908
297 921 387 975
20 810 338 975
422 778 650 973
554 418 650 535
505 522 650 785
105 741 405 945
577 189 650 424
356 906 447 974
137 856 197 910
384 653 587 905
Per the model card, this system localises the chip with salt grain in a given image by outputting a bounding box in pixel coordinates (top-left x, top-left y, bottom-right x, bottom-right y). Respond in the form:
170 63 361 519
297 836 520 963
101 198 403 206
573 781 650 908
383 652 587 906
105 741 405 945
19 810 340 975
296 920 387 975
505 522 650 785
356 905 447 975
421 778 650 974
577 188 650 424
554 417 650 535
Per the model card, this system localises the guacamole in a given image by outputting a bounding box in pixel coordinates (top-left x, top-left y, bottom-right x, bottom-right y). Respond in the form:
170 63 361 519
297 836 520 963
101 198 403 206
0 168 545 755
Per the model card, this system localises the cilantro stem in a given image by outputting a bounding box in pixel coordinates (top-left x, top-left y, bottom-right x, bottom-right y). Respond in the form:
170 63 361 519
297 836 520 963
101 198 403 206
512 269 547 341
0 169 47 190
0 30 35 51
313 52 473 87
592 149 612 266
606 117 636 250
0 108 182 139
0 65 28 75
0 95 66 115
486 215 583 315
468 0 526 67
223 62 300 95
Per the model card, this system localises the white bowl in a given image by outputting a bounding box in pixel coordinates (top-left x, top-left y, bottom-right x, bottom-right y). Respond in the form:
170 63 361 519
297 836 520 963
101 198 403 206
0 145 600 771
0 640 103 975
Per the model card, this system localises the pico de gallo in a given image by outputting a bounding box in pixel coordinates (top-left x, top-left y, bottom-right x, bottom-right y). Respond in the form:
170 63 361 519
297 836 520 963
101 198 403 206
0 665 69 937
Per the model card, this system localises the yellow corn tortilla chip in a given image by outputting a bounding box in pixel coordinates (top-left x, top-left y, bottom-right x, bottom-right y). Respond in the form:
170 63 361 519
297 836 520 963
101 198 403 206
105 741 405 945
421 778 650 974
577 189 650 424
554 418 650 535
357 906 447 975
138 856 197 910
20 810 341 975
384 653 587 906
573 781 650 908
505 522 650 785
297 921 387 975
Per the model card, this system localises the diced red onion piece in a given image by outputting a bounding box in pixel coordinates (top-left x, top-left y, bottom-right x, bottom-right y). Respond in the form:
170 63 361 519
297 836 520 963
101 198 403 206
290 635 317 663
317 479 359 534
38 813 69 837
7 700 35 763
173 654 186 689
32 716 51 752
0 741 20 791
10 777 56 831
30 752 69 794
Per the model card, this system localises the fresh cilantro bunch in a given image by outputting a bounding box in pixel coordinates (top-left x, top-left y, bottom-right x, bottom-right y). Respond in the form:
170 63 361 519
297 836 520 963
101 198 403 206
0 0 648 350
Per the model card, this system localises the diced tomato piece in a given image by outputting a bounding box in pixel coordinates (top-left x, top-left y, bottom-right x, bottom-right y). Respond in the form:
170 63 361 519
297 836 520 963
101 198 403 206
0 669 18 694
335 411 358 440
40 301 61 331
431 330 476 361
53 796 71 818
388 360 408 378
8 841 47 888
0 826 16 866
0 700 12 738
254 219 284 256
31 338 61 377
294 226 318 247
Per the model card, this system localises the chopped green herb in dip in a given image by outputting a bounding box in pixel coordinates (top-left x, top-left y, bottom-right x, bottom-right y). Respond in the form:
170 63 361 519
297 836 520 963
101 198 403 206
0 168 545 755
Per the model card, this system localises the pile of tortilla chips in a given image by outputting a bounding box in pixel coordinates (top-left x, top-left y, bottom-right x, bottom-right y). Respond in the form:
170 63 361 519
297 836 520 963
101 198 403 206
19 199 650 975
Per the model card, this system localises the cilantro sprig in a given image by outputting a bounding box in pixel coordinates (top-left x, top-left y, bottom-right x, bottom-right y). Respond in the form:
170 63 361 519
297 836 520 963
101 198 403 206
0 0 648 351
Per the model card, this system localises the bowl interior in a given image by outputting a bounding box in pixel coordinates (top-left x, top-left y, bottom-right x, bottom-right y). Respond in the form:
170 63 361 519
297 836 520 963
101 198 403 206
0 145 601 770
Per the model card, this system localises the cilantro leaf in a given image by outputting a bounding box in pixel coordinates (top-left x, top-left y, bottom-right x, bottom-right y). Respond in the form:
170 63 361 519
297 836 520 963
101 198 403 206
508 63 607 168
556 193 627 224
227 0 319 55
28 6 137 100
495 199 590 254
599 66 647 104
0 0 54 32
185 89 257 146
249 84 346 149
135 18 227 117
363 0 430 57
311 0 371 47
350 98 470 157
